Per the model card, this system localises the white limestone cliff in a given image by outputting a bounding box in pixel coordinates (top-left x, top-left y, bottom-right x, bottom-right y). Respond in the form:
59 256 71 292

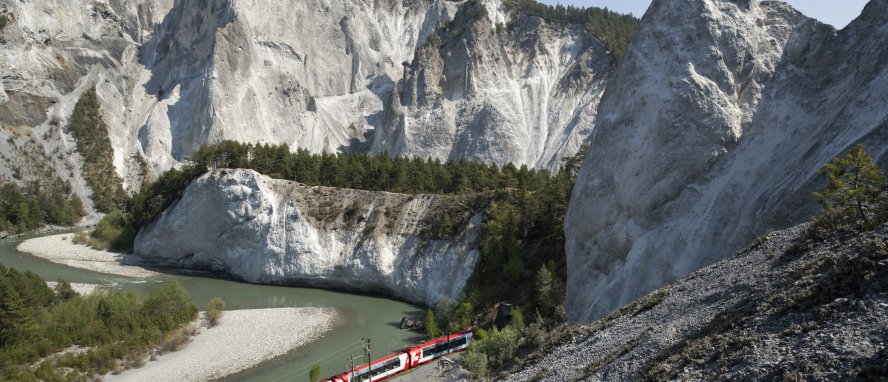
373 3 611 169
134 169 482 306
0 0 611 214
565 0 888 323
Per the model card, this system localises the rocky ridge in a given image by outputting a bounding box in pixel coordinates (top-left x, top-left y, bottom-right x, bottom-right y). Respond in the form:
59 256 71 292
565 0 888 322
507 222 888 381
134 169 483 306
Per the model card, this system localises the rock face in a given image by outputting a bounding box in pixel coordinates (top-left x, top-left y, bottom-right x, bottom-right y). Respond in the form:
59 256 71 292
565 0 888 322
134 169 482 306
0 0 614 212
373 2 611 169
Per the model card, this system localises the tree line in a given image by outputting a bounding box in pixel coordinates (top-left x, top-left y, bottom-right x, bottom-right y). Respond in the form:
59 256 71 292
0 181 83 234
502 0 640 59
0 265 197 380
125 140 573 231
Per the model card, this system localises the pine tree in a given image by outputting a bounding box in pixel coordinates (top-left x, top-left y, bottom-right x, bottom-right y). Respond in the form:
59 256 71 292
815 144 887 228
425 309 441 338
0 283 29 345
534 265 554 317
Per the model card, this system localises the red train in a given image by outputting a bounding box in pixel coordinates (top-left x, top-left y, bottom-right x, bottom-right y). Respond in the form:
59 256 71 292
322 330 474 382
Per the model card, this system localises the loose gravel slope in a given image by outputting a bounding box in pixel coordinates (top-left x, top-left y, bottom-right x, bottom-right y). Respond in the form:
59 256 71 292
506 222 888 381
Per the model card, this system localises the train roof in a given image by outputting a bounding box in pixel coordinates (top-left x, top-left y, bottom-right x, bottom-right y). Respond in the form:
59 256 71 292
408 329 473 351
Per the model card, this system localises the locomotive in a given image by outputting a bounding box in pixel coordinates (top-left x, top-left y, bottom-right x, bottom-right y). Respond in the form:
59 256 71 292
322 330 474 382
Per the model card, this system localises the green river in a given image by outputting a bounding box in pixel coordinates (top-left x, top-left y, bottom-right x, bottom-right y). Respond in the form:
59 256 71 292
0 233 427 382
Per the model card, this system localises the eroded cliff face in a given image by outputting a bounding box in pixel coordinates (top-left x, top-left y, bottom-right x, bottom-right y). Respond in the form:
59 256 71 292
565 0 888 323
134 169 482 306
136 0 462 169
0 0 170 215
373 2 611 169
0 0 612 214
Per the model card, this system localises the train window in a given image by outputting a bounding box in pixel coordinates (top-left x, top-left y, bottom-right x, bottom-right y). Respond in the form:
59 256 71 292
422 336 469 357
354 357 402 381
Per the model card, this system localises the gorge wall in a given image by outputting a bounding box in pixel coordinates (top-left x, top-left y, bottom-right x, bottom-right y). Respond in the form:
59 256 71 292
134 169 482 306
6 0 888 324
565 0 888 322
0 0 614 216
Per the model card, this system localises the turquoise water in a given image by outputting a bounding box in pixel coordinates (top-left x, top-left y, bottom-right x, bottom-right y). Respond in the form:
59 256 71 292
0 233 426 382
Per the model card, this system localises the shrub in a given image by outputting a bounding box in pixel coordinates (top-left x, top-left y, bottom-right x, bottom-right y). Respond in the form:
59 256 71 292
54 279 79 302
435 297 455 326
207 297 225 327
309 364 322 382
140 283 198 332
93 210 137 250
462 0 488 21
460 346 489 379
448 300 475 332
74 210 136 252
522 313 547 349
476 326 521 369
511 309 525 331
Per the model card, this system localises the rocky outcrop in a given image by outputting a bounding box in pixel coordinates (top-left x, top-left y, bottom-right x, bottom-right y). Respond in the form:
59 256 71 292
565 0 888 322
134 169 483 306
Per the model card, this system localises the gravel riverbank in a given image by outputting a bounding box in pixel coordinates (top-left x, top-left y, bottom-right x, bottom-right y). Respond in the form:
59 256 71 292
17 233 159 278
105 308 338 382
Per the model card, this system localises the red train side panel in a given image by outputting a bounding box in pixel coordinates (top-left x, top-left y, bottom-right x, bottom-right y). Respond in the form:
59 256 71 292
322 352 408 382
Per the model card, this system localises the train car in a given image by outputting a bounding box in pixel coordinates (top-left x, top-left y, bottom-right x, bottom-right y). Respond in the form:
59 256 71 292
406 330 474 368
321 351 408 382
321 330 474 382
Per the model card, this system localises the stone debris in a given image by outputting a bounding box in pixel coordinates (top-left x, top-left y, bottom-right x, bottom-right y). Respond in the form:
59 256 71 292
508 223 888 381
